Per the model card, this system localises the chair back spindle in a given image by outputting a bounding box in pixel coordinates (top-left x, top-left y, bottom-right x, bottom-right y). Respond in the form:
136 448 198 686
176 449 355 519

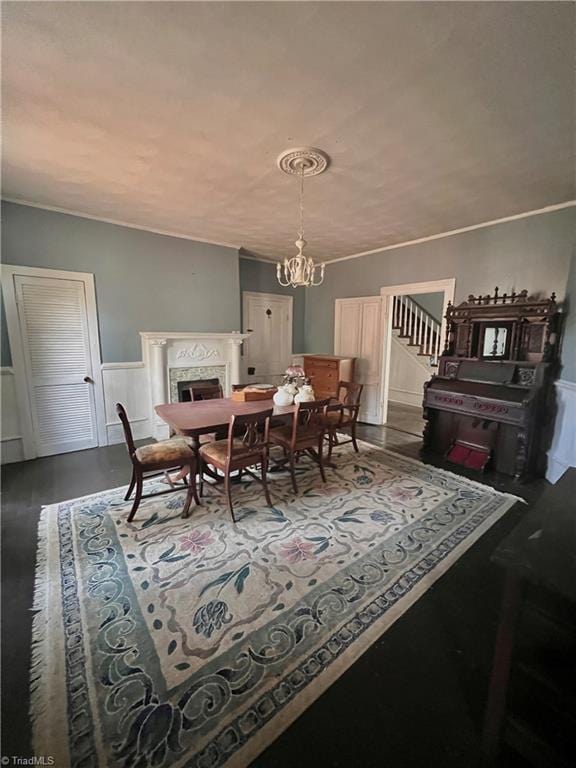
115 402 137 457
336 381 364 407
291 400 330 444
227 408 273 462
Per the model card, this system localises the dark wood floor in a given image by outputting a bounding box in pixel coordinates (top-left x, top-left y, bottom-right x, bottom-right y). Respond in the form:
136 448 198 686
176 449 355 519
1 425 549 767
385 401 426 438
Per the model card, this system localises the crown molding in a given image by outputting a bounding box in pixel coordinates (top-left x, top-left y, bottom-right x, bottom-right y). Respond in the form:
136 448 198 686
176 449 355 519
325 200 576 265
4 197 574 267
1 197 241 251
238 251 277 264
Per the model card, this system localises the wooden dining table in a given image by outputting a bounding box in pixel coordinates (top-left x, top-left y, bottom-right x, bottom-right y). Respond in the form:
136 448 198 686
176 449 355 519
155 398 295 448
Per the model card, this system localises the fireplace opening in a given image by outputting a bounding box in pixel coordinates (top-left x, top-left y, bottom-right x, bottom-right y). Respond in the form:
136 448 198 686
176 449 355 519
177 378 221 402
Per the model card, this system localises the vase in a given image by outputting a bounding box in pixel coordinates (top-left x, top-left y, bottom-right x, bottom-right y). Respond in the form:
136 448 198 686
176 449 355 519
294 384 315 403
273 386 294 406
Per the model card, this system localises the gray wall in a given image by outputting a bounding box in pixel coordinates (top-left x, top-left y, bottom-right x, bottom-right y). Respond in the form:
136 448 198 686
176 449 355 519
407 292 444 324
304 207 576 353
561 247 576 383
1 202 241 363
239 257 306 353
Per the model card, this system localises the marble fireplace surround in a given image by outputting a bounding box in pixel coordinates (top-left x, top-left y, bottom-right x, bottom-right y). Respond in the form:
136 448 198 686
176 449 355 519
140 331 250 440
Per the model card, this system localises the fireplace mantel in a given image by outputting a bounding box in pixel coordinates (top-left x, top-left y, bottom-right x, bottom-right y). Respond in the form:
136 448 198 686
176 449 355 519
140 331 251 439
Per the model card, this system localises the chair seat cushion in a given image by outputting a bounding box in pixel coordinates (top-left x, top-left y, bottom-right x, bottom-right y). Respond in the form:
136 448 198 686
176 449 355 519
135 437 196 467
269 425 322 449
199 438 261 466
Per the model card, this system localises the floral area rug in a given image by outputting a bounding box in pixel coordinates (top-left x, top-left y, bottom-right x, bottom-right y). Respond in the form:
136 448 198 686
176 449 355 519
31 441 518 768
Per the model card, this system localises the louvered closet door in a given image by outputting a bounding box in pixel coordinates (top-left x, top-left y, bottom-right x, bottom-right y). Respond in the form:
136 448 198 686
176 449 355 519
15 275 98 456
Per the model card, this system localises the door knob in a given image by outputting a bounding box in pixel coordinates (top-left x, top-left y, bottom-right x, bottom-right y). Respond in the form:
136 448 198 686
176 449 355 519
83 376 94 383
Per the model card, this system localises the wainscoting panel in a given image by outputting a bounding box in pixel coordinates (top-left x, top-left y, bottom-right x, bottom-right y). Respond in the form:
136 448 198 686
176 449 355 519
1 367 24 463
388 334 432 408
547 379 576 483
101 362 152 445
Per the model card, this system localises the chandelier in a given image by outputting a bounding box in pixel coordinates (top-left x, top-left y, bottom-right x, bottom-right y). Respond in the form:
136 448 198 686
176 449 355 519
276 147 330 288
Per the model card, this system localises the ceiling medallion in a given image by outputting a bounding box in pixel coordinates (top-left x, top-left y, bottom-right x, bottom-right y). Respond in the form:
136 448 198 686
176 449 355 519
276 147 330 288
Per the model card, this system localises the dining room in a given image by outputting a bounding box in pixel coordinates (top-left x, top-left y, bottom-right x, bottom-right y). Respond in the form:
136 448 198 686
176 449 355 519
2 2 576 768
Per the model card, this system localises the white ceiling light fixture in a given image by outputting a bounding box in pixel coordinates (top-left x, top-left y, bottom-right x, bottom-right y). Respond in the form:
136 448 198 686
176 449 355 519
276 147 330 288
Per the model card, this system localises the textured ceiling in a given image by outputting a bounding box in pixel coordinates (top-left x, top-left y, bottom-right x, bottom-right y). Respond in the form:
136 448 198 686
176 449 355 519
3 2 575 262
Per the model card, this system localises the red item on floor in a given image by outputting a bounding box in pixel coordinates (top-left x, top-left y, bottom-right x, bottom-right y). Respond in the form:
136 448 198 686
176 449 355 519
447 443 470 465
447 443 491 472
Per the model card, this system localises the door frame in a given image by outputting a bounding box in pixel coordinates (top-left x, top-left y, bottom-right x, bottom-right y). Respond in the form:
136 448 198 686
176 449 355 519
242 291 293 381
1 264 107 459
379 278 456 425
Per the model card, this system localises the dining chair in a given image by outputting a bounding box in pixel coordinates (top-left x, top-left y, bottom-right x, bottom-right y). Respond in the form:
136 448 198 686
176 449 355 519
198 408 273 523
324 381 364 460
269 400 330 494
189 382 224 401
115 403 200 522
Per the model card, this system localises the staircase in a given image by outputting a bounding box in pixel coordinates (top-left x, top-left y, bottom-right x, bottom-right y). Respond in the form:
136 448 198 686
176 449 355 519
392 295 442 365
389 296 442 408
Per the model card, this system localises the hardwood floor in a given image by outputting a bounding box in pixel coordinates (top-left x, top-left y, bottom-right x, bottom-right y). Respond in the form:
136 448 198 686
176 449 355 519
385 400 426 438
1 428 549 766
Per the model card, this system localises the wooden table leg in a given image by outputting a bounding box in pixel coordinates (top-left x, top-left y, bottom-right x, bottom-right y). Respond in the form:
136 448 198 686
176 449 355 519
481 568 523 766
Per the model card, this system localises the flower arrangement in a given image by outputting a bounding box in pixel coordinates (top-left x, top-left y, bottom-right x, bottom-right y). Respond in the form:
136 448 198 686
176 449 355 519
282 365 308 387
274 365 315 405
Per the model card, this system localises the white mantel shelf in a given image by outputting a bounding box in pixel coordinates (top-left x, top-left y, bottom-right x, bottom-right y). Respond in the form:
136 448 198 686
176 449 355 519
140 330 251 439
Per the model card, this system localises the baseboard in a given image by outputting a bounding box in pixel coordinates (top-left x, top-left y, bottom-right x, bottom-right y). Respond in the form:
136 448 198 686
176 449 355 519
389 389 423 408
546 379 576 484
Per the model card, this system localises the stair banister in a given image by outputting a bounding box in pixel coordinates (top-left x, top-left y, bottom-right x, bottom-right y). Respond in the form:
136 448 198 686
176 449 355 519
418 308 423 347
401 296 407 335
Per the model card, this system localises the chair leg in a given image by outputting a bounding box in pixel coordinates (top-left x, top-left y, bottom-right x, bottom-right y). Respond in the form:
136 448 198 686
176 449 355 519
127 473 143 522
124 468 136 501
289 453 298 494
327 430 334 462
318 438 327 483
224 472 236 523
351 422 359 452
261 457 273 507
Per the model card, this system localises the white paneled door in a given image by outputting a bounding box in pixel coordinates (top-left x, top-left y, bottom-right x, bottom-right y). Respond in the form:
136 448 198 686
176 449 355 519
14 274 100 456
242 292 293 384
335 296 383 424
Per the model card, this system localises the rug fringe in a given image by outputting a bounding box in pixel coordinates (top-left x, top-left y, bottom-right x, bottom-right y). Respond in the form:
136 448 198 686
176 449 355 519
29 505 56 732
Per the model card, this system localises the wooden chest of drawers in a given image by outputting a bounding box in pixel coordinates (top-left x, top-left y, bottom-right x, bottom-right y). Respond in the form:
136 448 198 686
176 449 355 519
302 355 356 400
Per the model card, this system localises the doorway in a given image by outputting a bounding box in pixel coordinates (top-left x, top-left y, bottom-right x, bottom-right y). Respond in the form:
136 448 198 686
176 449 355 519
380 279 455 430
242 291 293 384
1 264 106 459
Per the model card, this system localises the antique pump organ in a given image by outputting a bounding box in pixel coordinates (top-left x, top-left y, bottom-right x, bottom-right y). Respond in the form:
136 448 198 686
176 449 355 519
423 288 560 478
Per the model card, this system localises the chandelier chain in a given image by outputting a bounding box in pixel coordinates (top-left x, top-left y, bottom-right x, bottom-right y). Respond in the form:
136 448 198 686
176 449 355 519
299 168 304 240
